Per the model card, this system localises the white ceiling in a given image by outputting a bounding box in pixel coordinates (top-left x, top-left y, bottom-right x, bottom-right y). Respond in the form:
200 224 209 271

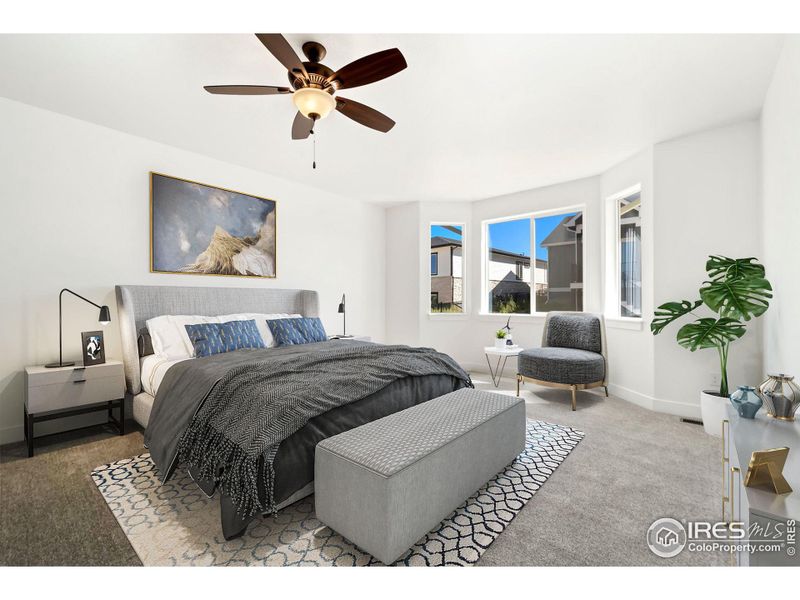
0 34 784 203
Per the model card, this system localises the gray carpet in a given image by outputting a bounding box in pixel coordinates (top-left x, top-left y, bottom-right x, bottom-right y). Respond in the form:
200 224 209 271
472 374 726 566
0 373 725 566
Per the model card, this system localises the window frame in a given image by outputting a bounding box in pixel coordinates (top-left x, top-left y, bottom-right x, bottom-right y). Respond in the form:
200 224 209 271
481 204 587 317
606 184 643 321
430 252 438 276
428 221 467 317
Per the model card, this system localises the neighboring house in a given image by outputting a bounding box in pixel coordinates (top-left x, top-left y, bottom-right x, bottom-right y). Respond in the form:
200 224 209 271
486 247 547 312
539 213 584 311
430 236 465 308
430 236 547 311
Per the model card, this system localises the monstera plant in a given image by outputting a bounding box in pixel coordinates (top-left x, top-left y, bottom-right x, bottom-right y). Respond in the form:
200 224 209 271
651 256 772 402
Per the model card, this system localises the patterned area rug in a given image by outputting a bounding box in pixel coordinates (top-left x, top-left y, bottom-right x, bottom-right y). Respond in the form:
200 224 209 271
92 420 583 566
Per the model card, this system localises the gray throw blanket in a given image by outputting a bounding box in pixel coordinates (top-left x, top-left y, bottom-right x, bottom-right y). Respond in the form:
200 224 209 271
176 344 472 517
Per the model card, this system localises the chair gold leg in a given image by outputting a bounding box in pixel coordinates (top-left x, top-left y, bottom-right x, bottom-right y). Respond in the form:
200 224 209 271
571 386 577 411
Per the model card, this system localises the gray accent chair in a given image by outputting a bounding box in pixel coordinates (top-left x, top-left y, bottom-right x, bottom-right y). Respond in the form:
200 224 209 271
516 312 608 411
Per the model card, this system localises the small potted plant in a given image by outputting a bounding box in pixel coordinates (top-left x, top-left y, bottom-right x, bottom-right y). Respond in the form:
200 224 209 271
651 256 772 436
495 329 507 349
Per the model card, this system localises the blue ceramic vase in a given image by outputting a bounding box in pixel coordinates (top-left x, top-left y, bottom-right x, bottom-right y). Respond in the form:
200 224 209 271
729 386 763 419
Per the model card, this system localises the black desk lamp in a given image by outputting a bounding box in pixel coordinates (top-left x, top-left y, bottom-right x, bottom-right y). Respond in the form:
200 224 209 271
45 288 111 368
337 294 352 338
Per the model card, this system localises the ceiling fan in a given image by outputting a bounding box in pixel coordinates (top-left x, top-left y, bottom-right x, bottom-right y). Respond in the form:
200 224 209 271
204 34 407 141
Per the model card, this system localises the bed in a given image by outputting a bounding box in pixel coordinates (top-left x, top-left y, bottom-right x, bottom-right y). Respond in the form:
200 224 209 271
115 285 470 539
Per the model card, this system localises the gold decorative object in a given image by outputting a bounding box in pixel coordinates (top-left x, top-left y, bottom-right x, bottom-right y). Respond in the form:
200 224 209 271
722 419 730 523
744 447 792 494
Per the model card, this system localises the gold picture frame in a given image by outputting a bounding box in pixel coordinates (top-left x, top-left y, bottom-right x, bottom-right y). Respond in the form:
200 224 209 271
149 172 277 279
744 447 792 495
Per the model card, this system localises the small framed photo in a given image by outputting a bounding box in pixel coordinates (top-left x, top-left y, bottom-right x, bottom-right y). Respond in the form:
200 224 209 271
81 331 106 366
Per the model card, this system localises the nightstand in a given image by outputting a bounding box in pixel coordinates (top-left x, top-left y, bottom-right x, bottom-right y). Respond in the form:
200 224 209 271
329 335 372 342
24 360 126 457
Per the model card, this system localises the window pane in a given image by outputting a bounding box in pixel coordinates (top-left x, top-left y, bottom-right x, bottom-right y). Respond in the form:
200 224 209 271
430 225 463 313
619 192 642 317
487 218 531 313
534 212 583 312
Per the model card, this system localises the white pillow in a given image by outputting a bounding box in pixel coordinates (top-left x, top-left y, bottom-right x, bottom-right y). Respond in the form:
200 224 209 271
216 313 301 348
146 314 220 359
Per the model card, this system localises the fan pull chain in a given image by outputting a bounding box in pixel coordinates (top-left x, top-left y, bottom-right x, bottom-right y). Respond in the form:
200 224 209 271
312 129 316 169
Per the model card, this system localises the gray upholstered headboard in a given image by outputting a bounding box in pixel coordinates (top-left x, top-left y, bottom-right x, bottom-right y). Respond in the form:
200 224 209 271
115 285 319 395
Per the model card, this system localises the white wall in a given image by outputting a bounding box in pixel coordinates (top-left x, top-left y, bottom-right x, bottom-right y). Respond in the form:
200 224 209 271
761 36 800 376
385 202 421 347
653 120 763 415
383 120 764 419
0 97 386 444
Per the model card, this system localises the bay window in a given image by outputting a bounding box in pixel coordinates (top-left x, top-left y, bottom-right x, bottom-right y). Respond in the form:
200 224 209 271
430 224 464 314
617 189 642 317
484 208 584 314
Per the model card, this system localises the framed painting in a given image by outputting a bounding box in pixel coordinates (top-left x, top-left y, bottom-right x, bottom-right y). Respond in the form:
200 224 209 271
150 172 277 278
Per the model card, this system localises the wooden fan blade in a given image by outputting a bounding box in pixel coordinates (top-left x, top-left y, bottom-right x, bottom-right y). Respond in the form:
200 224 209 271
204 85 291 95
291 112 314 140
255 33 308 78
335 97 395 132
327 48 407 90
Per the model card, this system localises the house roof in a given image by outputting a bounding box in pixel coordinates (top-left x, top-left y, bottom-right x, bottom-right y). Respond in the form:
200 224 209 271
431 236 546 268
539 214 583 247
430 236 461 248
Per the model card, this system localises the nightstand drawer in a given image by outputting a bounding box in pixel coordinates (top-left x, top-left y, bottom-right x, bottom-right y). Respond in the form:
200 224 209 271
25 361 123 388
26 375 125 413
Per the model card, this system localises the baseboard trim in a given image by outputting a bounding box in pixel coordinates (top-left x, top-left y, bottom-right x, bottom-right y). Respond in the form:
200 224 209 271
460 361 487 374
0 425 23 446
607 383 654 411
466 363 703 419
603 383 701 419
653 397 702 420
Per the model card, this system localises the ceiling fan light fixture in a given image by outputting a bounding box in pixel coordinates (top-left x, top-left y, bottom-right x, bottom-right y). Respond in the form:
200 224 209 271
292 87 336 120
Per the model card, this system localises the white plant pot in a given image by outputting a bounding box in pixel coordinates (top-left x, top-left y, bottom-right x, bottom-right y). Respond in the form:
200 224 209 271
700 390 729 437
494 339 506 349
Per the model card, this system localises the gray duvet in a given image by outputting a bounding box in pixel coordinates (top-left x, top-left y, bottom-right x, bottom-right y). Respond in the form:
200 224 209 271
144 340 471 538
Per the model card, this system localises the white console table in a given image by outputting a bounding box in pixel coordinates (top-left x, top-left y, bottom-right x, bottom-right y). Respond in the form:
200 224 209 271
723 406 800 566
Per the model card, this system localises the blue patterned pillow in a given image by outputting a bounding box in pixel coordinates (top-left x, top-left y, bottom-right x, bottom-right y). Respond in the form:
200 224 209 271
267 317 328 346
185 319 265 357
219 319 266 350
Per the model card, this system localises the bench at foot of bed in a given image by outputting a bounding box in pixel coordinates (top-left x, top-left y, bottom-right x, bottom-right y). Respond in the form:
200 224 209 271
314 388 526 565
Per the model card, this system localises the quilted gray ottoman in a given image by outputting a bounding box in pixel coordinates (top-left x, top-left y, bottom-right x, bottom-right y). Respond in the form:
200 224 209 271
314 388 526 564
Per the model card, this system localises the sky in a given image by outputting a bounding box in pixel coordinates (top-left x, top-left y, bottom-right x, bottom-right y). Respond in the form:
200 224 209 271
432 215 576 261
431 224 462 240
